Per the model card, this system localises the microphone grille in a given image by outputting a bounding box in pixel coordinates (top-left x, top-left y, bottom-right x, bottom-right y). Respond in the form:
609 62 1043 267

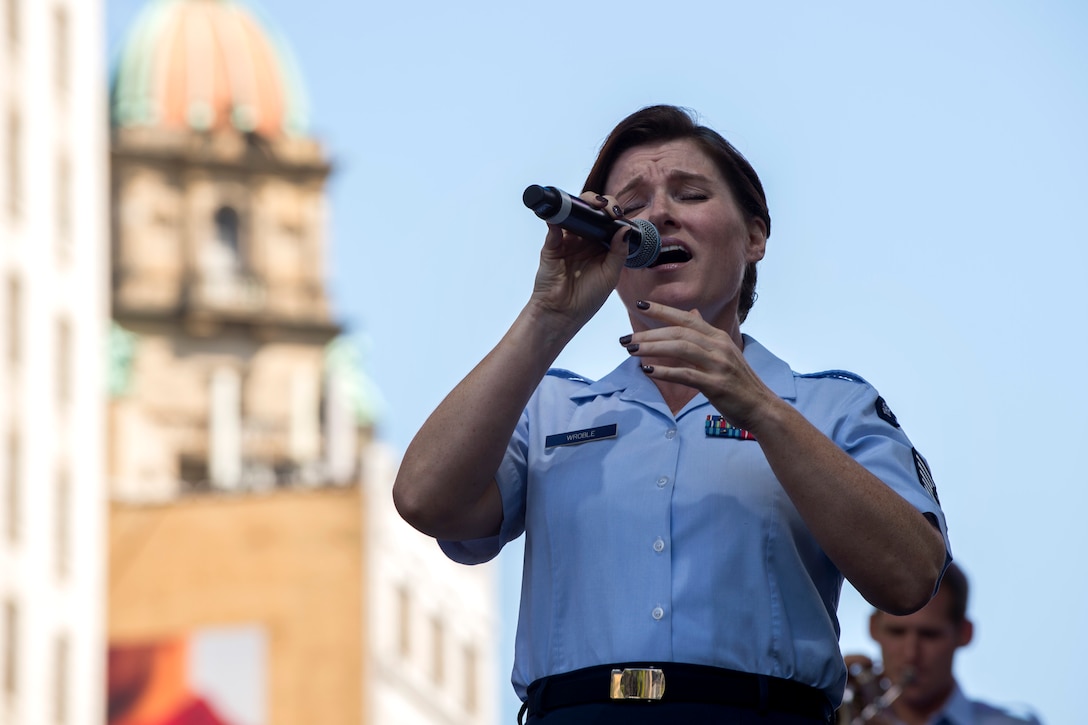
625 219 661 268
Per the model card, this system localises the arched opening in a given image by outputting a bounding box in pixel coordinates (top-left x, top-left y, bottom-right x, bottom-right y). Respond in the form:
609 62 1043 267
214 206 241 262
203 204 244 279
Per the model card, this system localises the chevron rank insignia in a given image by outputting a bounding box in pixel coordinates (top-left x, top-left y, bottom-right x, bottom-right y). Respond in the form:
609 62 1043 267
913 447 940 504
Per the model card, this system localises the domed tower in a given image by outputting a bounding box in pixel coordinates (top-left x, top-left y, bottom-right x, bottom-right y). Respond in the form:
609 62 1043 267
106 4 373 725
108 0 353 499
111 0 310 138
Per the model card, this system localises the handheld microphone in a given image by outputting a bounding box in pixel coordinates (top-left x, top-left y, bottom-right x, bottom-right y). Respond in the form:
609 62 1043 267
522 185 660 268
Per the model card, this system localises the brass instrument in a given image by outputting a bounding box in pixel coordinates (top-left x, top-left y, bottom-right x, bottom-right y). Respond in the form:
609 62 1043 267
836 657 913 725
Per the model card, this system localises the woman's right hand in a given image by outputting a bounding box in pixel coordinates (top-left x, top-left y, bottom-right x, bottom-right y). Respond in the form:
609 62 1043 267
395 193 629 541
529 192 631 330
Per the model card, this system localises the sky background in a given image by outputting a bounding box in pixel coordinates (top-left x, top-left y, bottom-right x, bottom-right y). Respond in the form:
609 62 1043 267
107 2 1087 723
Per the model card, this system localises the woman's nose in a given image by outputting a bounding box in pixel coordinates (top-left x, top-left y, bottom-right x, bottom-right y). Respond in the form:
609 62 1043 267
644 195 676 229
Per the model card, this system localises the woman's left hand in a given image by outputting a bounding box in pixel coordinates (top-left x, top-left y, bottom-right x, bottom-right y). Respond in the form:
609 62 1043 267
620 299 946 615
620 300 778 433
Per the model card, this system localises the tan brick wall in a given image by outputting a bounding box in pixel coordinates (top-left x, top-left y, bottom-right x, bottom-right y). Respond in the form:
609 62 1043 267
108 486 366 725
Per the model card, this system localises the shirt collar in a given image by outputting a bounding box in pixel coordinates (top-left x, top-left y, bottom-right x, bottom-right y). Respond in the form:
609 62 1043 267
567 334 798 404
740 334 798 401
887 683 972 725
933 683 974 725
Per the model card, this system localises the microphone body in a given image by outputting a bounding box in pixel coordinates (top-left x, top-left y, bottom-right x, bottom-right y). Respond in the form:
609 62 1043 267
522 185 660 268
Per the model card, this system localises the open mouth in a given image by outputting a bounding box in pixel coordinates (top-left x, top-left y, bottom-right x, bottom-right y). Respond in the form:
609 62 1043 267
649 243 692 268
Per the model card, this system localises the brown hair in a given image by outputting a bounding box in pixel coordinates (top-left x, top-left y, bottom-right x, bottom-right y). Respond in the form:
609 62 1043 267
938 562 969 625
583 105 771 322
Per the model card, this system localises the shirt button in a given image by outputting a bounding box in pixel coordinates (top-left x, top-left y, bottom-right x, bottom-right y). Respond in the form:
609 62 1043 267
652 538 665 553
651 606 665 620
656 476 669 488
665 429 677 440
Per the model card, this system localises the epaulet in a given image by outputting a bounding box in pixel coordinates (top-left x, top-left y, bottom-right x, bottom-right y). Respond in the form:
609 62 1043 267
545 368 594 384
797 369 870 385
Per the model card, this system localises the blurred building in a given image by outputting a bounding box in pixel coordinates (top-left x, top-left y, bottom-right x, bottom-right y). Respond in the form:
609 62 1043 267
0 0 110 723
106 2 496 725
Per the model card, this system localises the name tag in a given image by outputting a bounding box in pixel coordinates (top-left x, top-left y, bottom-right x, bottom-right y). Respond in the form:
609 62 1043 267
545 424 618 448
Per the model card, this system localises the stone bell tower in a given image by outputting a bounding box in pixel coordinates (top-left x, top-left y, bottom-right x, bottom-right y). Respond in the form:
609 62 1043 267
106 5 497 725
108 0 357 500
105 3 371 724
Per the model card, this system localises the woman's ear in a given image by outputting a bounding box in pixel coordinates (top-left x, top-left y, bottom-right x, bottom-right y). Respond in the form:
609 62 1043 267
746 217 768 263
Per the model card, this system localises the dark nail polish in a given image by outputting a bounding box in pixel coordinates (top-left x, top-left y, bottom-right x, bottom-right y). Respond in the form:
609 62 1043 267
626 344 639 353
618 334 632 345
596 194 608 204
641 364 654 374
612 204 624 217
636 300 650 310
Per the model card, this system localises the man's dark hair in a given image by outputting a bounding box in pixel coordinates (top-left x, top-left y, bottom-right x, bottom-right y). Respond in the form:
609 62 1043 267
938 562 970 625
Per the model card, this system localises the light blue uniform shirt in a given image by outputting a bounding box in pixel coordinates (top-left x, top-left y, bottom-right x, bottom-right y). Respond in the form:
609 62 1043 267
441 335 952 704
889 683 1042 725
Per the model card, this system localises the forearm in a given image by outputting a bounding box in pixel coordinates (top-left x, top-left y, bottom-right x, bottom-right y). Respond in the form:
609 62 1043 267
395 211 627 540
393 302 578 540
749 399 946 614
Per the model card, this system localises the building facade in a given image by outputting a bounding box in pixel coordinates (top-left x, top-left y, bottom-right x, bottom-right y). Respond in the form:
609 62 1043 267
364 442 499 725
0 0 110 724
107 2 497 724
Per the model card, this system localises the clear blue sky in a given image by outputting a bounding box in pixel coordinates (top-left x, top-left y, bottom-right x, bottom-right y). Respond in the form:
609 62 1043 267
107 2 1087 723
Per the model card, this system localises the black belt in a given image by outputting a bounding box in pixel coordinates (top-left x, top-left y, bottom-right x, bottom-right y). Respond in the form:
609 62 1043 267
522 662 832 723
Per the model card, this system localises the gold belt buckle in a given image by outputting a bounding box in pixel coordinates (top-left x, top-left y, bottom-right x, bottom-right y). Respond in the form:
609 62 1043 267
609 667 666 700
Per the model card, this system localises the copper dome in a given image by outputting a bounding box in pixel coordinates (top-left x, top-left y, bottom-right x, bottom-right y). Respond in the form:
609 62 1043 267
111 0 309 138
